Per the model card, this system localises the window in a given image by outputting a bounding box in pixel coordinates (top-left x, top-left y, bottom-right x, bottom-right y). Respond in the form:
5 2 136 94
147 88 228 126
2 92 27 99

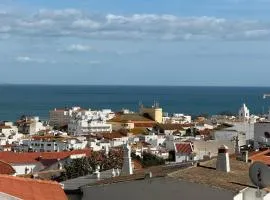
47 144 52 146
264 132 270 139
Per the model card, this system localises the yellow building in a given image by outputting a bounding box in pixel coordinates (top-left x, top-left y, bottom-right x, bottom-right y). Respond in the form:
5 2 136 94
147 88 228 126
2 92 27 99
139 103 163 123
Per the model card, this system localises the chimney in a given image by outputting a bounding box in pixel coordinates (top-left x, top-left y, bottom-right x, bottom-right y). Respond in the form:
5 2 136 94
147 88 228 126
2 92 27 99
112 168 116 177
242 151 249 163
94 165 100 179
121 143 133 176
116 168 120 176
37 156 42 161
216 145 230 173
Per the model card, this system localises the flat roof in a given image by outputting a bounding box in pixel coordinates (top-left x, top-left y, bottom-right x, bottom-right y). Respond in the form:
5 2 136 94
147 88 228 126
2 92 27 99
169 158 254 194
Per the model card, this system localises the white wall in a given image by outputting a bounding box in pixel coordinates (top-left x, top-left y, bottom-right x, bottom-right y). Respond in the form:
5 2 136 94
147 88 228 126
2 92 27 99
175 154 191 163
235 188 270 200
12 163 38 175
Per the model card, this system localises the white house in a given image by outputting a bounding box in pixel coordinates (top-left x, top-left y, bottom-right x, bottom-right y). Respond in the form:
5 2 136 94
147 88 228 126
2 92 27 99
174 143 194 163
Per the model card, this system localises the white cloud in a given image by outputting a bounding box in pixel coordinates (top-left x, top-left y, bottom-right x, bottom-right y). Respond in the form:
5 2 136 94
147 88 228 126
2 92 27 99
72 19 100 29
89 60 101 65
16 56 47 63
1 9 270 41
66 44 93 52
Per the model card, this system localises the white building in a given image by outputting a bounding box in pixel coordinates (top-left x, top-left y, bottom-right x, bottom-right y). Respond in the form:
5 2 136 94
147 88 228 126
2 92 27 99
50 107 115 128
163 113 192 124
0 122 23 146
18 137 88 152
213 130 246 147
17 116 49 135
239 104 250 121
226 122 255 141
139 133 166 147
68 109 114 135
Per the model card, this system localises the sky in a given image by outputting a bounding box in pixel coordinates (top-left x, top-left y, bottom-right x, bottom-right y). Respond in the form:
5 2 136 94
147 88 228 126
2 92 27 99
1 0 270 86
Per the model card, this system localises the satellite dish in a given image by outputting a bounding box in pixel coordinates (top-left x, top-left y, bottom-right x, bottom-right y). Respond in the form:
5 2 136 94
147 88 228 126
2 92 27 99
249 161 270 189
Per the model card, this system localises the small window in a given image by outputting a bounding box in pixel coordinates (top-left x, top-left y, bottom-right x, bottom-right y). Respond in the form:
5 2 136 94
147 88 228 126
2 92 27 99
264 132 270 139
47 144 52 146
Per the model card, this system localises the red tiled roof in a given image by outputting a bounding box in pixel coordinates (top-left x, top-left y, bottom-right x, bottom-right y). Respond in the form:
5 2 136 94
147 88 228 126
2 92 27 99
156 123 192 131
0 160 15 175
0 149 92 164
134 123 156 128
175 143 193 154
249 149 270 165
0 175 67 200
107 114 154 123
100 131 128 140
0 125 12 129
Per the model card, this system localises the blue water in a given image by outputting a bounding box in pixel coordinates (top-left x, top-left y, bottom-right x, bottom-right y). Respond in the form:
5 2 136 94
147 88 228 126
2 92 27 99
0 85 270 121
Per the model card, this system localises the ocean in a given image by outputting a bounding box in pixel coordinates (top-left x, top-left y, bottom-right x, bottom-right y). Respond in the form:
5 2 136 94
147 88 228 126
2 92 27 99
0 85 270 121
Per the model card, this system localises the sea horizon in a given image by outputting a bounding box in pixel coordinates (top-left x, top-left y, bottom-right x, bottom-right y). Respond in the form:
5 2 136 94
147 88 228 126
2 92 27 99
2 83 270 88
1 84 270 122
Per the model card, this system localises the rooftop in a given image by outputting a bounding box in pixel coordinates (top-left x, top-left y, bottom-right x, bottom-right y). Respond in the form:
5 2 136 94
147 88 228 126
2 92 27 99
175 143 193 154
108 114 155 123
155 123 187 131
0 175 67 200
169 158 254 194
0 160 16 175
62 163 192 191
0 125 12 129
88 163 192 187
99 131 128 140
0 149 92 164
249 149 270 165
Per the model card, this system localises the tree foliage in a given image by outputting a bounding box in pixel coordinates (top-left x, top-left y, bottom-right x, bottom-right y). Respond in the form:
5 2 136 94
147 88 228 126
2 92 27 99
132 152 165 168
59 150 123 181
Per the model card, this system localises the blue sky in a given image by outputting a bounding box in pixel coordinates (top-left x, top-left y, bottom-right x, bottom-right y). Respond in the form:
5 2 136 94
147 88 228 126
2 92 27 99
1 0 270 86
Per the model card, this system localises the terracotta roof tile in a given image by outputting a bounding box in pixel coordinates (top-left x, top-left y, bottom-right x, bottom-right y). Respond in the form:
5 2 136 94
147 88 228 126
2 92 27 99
0 160 15 175
249 149 270 165
0 125 12 129
100 131 128 140
175 143 193 154
155 123 188 131
134 123 156 128
0 149 92 164
0 175 67 200
108 114 155 123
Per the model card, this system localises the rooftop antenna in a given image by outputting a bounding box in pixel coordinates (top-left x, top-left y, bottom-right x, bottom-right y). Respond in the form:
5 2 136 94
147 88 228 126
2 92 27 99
249 161 270 197
139 100 143 108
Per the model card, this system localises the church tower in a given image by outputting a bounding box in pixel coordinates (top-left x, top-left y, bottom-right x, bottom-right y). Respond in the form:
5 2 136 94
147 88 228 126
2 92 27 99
239 103 250 121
